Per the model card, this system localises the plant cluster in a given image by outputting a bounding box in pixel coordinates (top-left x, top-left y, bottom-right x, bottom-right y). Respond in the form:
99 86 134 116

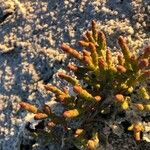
20 21 150 149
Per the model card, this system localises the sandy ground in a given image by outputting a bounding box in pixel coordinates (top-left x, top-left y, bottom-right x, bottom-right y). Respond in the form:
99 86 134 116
0 0 150 149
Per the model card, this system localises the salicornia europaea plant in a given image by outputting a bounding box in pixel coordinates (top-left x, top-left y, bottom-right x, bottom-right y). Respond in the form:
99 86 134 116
20 20 150 149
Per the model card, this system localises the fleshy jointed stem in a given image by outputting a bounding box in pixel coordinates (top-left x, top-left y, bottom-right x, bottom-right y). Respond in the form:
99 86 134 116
20 21 150 149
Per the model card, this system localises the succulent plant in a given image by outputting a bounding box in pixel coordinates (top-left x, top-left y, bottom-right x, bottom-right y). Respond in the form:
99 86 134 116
20 21 150 149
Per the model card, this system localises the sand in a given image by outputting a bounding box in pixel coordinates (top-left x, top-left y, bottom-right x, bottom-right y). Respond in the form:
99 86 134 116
0 0 149 149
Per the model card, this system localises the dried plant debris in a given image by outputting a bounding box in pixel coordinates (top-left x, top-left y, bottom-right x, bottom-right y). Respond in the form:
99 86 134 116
20 21 150 150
